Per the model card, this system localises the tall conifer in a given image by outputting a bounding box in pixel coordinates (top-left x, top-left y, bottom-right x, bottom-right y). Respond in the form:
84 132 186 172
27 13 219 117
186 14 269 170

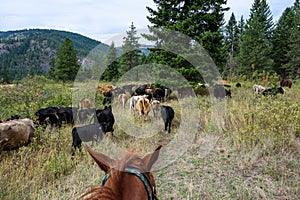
54 38 80 81
146 0 229 70
240 0 274 76
102 42 119 81
224 13 239 77
272 7 295 77
119 22 141 78
285 0 300 78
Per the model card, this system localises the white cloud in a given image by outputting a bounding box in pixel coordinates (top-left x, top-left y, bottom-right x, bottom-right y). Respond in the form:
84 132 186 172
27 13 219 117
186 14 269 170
225 0 252 20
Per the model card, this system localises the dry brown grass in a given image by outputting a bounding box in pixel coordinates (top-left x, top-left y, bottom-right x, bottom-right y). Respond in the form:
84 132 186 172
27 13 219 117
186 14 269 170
0 78 299 199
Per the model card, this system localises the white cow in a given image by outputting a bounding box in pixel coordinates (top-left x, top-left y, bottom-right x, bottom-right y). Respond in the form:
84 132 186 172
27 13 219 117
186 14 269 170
253 84 266 94
0 118 35 151
129 95 148 112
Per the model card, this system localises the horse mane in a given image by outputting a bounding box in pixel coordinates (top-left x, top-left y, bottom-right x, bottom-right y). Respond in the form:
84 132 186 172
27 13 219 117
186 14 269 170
81 186 115 200
81 153 145 200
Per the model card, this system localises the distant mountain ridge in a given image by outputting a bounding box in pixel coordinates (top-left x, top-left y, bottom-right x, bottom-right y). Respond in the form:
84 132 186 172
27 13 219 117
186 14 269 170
0 29 109 82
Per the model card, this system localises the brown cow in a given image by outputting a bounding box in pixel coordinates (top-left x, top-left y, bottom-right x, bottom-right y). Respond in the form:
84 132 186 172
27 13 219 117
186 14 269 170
129 95 148 112
0 118 35 151
78 98 92 110
280 79 292 88
145 88 155 95
219 80 230 85
98 85 113 91
118 93 128 109
136 97 151 120
98 85 113 95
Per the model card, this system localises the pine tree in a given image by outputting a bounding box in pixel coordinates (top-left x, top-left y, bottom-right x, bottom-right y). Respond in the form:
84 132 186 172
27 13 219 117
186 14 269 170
236 16 246 54
0 65 12 83
102 42 119 81
145 0 229 84
233 16 246 74
119 22 141 78
54 38 80 82
240 0 274 76
224 13 240 77
47 57 56 78
146 0 229 69
271 7 295 77
285 0 300 78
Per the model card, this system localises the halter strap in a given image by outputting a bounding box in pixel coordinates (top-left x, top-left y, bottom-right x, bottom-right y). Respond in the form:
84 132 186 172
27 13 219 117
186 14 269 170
101 173 111 186
101 167 156 200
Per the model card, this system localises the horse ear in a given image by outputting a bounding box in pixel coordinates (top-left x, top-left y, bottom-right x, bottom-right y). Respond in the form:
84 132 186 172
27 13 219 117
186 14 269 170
142 145 162 171
84 144 115 173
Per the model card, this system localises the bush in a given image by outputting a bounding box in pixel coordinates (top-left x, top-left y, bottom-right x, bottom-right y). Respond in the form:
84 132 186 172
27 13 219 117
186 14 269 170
194 86 209 96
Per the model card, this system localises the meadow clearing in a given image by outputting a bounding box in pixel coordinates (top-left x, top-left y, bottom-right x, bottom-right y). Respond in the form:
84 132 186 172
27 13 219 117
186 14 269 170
0 76 299 199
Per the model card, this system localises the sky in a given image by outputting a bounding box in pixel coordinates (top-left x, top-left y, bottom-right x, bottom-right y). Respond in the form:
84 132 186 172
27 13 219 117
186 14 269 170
0 0 295 44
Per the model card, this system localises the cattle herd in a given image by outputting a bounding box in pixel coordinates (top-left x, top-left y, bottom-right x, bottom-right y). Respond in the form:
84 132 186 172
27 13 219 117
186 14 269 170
251 79 292 96
33 104 116 155
0 79 292 154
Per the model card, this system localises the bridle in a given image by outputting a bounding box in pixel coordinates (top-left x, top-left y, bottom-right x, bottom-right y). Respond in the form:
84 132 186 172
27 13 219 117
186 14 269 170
101 164 158 200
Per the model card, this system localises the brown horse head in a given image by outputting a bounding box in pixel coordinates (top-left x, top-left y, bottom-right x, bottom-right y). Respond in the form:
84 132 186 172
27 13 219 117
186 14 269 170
81 145 162 200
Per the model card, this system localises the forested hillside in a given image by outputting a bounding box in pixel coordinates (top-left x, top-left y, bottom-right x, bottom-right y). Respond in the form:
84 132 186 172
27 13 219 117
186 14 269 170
0 29 108 82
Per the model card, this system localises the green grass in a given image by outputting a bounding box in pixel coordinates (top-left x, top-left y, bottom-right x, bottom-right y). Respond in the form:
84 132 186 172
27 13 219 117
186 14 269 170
0 76 299 199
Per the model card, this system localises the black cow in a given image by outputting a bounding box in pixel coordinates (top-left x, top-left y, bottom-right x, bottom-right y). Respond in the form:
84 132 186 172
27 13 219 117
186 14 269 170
134 85 147 96
262 87 284 96
103 91 113 105
213 84 231 99
95 106 115 133
161 105 175 133
71 123 105 155
10 115 20 120
57 107 77 125
225 89 232 98
35 106 60 127
153 88 165 101
0 115 20 123
147 93 153 102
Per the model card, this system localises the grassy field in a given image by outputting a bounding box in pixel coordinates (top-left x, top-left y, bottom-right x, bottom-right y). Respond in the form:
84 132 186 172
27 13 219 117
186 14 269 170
0 76 299 199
